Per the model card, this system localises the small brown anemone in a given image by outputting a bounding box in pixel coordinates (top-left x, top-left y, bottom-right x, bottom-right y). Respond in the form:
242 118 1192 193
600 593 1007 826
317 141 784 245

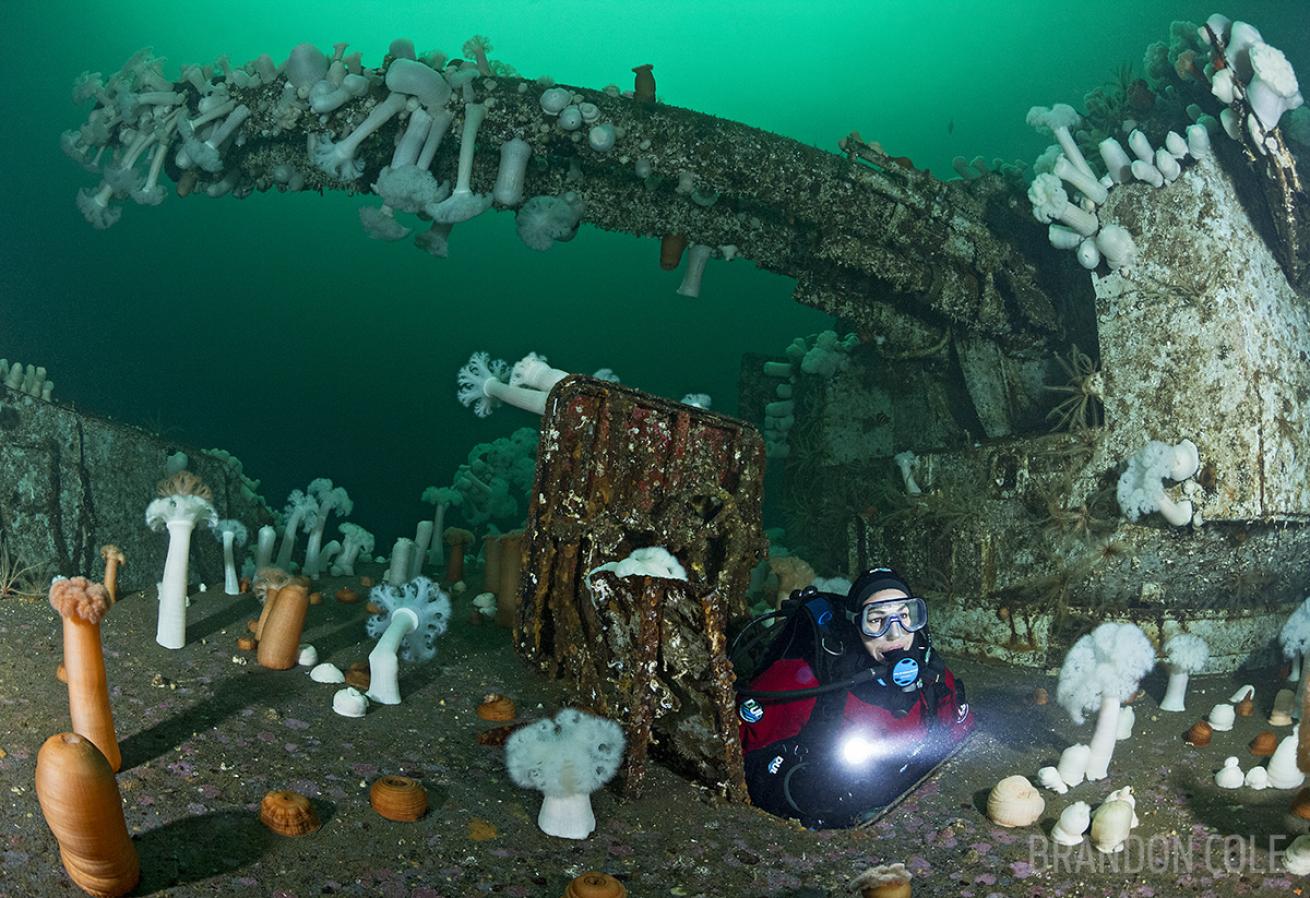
1186 720 1213 746
1236 696 1255 717
359 576 375 588
1251 730 1278 757
335 586 359 604
237 636 257 651
259 790 320 836
768 556 816 609
345 661 371 691
631 63 655 104
476 693 516 721
1293 787 1310 821
1032 687 1049 705
850 863 912 898
246 619 259 634
309 591 322 605
659 234 687 270
565 872 628 898
370 775 428 822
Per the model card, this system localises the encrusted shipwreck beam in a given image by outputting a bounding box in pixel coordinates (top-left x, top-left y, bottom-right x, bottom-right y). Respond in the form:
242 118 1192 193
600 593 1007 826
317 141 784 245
65 44 1060 348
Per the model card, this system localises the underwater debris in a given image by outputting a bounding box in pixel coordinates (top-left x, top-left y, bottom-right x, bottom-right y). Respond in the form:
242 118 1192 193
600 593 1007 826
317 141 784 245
516 376 764 798
63 45 1062 345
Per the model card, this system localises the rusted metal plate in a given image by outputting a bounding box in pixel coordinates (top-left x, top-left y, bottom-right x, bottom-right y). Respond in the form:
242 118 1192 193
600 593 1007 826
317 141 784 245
513 376 765 799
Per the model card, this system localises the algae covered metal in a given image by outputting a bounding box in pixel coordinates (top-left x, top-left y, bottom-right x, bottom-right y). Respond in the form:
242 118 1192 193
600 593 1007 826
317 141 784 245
513 376 765 798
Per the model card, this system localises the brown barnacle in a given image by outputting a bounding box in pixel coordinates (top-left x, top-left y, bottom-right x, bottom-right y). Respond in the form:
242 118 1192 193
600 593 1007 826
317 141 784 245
259 790 320 836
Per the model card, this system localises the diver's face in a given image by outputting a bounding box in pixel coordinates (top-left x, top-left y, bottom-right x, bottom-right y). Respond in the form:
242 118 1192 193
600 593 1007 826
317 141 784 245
859 589 914 661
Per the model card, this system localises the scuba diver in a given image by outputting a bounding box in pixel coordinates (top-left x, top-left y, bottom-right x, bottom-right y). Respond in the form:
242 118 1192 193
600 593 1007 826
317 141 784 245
735 567 973 829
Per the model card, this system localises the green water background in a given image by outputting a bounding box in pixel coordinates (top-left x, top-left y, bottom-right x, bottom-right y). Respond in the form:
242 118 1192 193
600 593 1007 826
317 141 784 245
1 1 1305 547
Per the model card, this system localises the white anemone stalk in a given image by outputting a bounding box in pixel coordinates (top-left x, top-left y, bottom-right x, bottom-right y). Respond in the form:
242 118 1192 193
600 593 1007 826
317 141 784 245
420 487 462 567
213 519 248 595
146 492 218 649
1160 633 1210 712
254 524 277 569
303 480 352 579
505 708 627 840
1057 623 1156 781
364 576 450 704
332 523 375 576
275 489 319 569
457 352 550 417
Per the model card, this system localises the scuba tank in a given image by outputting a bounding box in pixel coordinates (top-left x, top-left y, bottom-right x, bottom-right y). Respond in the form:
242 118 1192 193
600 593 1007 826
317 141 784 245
732 586 877 702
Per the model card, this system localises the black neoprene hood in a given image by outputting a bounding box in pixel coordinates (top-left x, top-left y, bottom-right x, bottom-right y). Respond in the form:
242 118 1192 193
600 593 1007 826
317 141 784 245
846 568 913 611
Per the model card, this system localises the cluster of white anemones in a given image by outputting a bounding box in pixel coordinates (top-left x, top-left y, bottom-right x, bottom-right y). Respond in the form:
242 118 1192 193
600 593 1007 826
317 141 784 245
1025 14 1301 276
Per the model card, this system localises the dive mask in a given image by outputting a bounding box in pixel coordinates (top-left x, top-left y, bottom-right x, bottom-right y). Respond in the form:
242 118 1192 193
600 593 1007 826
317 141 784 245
856 596 928 639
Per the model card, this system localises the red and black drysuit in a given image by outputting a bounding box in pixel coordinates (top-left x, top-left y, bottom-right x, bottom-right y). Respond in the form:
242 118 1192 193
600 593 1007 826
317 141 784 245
738 625 973 829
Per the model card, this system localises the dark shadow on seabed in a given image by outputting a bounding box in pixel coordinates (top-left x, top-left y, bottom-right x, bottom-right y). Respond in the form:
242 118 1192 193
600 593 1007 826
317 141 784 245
305 615 377 663
118 673 300 770
186 595 260 643
133 810 272 893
